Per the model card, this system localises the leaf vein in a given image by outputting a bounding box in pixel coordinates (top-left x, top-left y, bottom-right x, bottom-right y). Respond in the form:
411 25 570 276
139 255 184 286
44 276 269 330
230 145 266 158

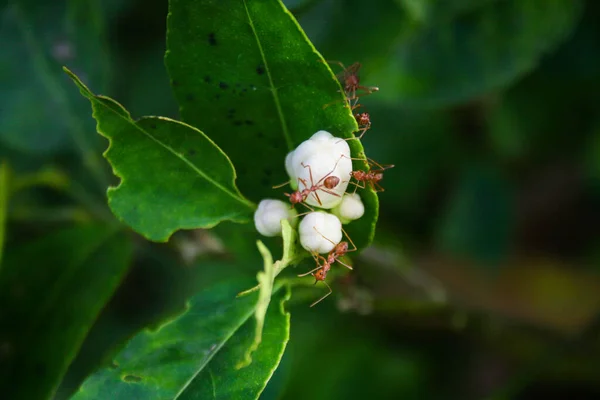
96 101 254 210
242 0 294 152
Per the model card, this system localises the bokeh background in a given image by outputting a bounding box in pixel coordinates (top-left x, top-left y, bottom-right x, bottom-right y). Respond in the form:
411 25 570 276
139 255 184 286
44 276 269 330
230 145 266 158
2 0 600 398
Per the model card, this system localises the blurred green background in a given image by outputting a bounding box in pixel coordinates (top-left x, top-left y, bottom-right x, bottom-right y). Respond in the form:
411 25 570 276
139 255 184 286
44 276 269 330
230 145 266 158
2 0 600 398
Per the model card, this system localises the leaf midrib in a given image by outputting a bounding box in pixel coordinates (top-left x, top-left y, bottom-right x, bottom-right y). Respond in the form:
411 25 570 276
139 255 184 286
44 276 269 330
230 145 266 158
242 0 294 152
95 97 255 210
172 297 259 399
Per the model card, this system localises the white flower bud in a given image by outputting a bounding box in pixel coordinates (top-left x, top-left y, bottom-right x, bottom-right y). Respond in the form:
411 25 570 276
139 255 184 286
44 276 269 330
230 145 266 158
287 130 352 209
299 211 342 254
331 193 365 224
254 199 298 237
284 151 298 190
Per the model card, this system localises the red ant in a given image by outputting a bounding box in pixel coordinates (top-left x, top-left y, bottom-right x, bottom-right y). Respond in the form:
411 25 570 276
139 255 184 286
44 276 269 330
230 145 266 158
298 227 357 307
321 61 379 108
340 155 394 193
347 103 371 140
274 155 345 210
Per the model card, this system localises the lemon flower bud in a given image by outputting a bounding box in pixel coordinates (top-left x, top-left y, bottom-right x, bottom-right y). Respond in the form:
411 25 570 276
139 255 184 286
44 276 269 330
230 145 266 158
287 131 352 209
299 211 342 254
331 193 365 224
254 199 298 237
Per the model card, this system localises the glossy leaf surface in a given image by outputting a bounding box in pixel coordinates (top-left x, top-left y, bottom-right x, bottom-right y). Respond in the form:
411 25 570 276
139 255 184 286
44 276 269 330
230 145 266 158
65 68 255 242
71 279 290 400
165 0 378 250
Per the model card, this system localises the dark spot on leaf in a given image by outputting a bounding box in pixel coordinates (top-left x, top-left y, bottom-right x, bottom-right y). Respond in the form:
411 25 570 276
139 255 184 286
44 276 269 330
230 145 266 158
264 168 272 177
172 80 180 86
228 108 235 114
256 65 265 75
123 375 143 383
236 83 241 88
242 88 248 93
219 82 229 90
261 177 270 187
272 141 281 149
34 363 46 377
245 120 254 125
231 89 237 94
186 94 194 102
150 123 157 129
188 149 196 156
204 75 212 83
234 120 243 126
257 132 264 138
208 32 217 46
214 94 221 100
226 114 233 119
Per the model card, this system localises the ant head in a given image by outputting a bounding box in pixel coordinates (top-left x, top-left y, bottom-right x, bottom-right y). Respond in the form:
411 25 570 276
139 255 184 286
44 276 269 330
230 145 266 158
374 172 384 181
313 268 327 282
323 175 340 189
356 112 370 125
289 191 303 204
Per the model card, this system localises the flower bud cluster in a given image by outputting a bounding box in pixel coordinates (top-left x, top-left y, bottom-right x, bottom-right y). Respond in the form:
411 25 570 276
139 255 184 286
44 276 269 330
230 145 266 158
253 130 365 254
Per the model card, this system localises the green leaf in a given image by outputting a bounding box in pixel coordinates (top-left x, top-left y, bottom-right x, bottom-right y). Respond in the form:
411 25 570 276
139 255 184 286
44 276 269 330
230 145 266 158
0 162 8 268
178 287 290 400
371 0 583 106
164 0 378 250
64 68 255 242
0 224 132 400
71 279 290 400
238 219 297 368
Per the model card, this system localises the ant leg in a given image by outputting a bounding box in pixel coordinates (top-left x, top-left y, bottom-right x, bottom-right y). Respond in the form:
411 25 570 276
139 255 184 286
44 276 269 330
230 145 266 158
298 254 325 277
373 182 385 192
312 154 345 186
335 258 353 270
293 202 315 216
310 280 332 307
272 180 290 189
341 227 357 253
298 265 322 277
347 180 366 189
366 157 394 170
319 188 342 197
356 85 380 96
313 226 337 247
356 124 371 140
312 190 323 206
319 59 347 71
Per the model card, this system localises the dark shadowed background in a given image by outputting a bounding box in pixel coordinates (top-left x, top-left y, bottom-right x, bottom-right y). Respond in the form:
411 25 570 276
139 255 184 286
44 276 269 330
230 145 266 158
2 0 600 399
